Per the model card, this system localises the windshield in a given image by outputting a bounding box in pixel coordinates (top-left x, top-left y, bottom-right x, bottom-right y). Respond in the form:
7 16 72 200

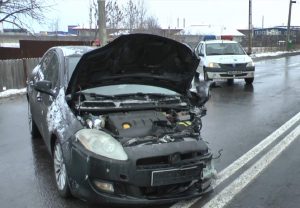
83 84 179 96
206 43 246 56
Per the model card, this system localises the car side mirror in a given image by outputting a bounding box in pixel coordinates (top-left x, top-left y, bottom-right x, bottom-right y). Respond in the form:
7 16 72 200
247 52 251 56
34 80 55 97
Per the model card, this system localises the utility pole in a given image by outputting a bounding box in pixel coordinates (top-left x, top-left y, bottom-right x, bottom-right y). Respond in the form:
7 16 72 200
286 0 296 51
98 0 107 46
248 0 252 54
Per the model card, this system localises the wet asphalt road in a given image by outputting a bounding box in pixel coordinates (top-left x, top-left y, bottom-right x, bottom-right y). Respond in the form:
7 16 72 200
0 55 300 208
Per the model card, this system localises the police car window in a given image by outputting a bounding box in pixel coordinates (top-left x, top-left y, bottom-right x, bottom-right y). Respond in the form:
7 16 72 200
206 43 245 56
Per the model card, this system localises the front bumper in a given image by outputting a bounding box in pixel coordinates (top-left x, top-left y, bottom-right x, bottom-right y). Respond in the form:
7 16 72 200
206 66 255 80
66 139 214 205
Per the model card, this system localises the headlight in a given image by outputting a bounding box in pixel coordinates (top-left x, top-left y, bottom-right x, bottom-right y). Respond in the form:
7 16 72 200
75 129 128 161
207 62 221 68
246 61 254 67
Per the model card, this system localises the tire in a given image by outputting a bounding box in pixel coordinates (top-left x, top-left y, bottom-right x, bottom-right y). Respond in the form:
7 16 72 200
28 105 41 139
227 78 234 85
245 77 254 85
53 140 71 198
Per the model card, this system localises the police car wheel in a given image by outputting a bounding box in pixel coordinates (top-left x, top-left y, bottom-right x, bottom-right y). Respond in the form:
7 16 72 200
227 79 234 85
245 78 254 85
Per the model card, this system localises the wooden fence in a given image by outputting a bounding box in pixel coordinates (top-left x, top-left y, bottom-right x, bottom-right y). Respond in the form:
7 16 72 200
0 58 40 92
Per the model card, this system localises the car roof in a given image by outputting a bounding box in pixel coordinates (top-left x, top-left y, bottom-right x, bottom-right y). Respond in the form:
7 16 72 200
55 46 94 57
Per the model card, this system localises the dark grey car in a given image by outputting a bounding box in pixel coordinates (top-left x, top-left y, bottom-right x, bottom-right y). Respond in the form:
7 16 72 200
26 34 216 206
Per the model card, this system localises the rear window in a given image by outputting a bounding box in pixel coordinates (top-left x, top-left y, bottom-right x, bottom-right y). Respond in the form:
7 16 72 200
206 43 245 56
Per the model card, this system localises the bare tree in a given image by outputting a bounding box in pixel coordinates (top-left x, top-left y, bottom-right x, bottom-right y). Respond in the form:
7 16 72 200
136 0 146 29
89 0 161 36
106 0 123 29
123 0 138 32
0 0 51 30
145 16 161 35
88 0 99 30
145 16 160 30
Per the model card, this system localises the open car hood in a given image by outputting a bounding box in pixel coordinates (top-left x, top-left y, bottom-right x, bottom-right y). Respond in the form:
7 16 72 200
66 34 199 96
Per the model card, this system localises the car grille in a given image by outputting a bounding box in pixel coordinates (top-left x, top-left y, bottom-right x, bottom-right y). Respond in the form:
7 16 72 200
219 63 247 70
136 151 204 170
220 73 247 77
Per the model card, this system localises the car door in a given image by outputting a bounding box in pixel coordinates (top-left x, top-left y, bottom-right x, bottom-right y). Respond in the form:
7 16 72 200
39 50 61 142
29 50 54 135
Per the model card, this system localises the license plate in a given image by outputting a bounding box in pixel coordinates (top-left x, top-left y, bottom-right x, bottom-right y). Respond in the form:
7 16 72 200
227 71 241 75
151 166 201 186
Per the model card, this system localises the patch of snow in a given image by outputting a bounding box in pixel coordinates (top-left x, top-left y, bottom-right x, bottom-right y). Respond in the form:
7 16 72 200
60 46 93 57
0 88 26 98
252 50 300 58
0 42 20 48
47 88 68 137
46 88 80 140
110 30 130 36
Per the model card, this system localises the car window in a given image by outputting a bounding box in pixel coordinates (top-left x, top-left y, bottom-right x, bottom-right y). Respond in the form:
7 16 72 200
39 51 53 81
42 52 59 89
206 43 245 56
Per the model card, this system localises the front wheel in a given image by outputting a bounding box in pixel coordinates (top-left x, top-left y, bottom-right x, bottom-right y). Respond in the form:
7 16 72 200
53 140 71 198
227 78 234 85
245 78 254 85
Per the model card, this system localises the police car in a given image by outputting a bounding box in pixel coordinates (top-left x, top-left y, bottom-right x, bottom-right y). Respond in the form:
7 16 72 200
194 36 255 84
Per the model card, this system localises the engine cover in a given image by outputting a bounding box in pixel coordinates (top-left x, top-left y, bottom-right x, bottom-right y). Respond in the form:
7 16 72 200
106 110 168 137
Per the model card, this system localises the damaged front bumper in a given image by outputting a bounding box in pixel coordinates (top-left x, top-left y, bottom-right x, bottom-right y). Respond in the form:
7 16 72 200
66 139 215 205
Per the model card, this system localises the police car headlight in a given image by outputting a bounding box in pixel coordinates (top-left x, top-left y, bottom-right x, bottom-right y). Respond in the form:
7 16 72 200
75 129 128 161
246 61 254 67
207 62 221 68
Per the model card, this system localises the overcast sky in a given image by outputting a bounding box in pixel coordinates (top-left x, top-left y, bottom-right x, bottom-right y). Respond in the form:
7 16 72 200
31 0 300 31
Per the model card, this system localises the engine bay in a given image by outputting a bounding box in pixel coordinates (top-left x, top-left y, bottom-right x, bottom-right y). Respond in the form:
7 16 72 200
72 91 206 147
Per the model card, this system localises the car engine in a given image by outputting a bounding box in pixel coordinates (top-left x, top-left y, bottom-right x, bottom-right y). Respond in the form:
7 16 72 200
74 98 203 147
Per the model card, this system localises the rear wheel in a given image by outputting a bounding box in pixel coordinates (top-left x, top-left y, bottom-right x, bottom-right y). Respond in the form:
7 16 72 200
28 105 40 139
53 140 71 198
245 77 254 85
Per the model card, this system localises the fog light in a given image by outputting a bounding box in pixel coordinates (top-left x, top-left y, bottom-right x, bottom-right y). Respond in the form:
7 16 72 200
93 180 114 193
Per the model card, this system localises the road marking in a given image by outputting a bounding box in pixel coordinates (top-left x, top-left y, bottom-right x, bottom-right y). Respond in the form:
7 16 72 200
203 124 300 208
215 111 300 187
170 112 300 208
